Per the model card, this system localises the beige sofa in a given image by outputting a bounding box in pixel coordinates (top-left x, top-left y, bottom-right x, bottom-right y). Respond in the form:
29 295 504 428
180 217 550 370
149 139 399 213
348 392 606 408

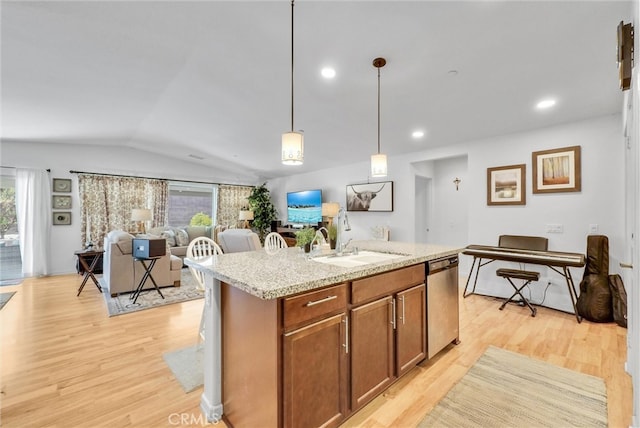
102 230 182 296
148 226 221 261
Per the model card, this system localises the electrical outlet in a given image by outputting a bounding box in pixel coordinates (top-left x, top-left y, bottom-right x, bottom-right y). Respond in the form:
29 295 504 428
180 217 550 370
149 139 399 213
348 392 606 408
589 224 599 234
545 224 564 233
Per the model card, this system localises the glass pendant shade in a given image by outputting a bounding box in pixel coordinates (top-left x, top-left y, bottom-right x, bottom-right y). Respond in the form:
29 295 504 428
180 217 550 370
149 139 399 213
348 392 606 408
282 131 304 165
371 153 388 177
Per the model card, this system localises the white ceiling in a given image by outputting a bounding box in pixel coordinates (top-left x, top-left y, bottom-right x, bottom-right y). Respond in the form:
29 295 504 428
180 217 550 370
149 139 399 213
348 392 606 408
1 1 633 181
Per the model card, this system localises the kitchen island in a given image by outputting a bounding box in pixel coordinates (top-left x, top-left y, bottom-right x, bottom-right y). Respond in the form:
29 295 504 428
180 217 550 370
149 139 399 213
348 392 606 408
186 240 461 427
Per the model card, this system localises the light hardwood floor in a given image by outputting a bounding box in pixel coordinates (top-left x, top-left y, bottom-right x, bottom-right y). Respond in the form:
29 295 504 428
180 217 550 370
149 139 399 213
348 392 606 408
0 273 632 427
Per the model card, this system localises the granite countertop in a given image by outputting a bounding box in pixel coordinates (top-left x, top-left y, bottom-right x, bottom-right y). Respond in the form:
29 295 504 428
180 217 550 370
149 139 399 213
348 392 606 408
185 240 462 300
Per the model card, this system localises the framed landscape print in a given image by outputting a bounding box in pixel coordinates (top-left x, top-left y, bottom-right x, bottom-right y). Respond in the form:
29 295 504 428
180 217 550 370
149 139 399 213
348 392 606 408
346 181 393 211
487 164 526 206
532 145 581 193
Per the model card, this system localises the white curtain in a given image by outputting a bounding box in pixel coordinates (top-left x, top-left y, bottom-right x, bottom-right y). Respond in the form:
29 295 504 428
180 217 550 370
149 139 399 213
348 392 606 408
16 168 51 277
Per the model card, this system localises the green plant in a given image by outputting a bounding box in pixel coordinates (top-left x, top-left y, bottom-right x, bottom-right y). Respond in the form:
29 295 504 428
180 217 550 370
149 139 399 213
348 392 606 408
0 188 17 239
190 212 213 226
327 223 337 241
247 183 277 242
294 227 316 247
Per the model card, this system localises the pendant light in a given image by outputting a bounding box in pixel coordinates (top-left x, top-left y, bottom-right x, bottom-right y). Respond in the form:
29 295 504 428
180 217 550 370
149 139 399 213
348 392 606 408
371 57 387 177
282 0 303 165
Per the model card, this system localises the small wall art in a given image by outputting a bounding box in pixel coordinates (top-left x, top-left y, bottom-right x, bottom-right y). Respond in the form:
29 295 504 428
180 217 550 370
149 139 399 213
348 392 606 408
487 164 526 206
346 181 393 212
532 145 581 194
52 195 72 209
52 178 72 193
53 212 71 225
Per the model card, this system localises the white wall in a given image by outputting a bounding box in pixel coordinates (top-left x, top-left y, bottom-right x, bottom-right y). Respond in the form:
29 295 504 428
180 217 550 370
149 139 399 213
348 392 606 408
1 141 260 275
268 114 625 313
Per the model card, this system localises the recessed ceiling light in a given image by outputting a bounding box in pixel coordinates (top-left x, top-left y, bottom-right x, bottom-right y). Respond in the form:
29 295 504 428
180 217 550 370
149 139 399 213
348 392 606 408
412 130 425 138
321 67 336 79
536 99 556 110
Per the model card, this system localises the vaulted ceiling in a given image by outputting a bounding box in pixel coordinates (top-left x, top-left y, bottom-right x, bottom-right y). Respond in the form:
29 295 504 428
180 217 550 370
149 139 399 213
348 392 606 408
1 1 633 181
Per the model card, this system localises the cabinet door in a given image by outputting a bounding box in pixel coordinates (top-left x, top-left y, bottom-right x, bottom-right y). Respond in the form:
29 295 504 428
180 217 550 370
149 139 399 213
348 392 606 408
350 296 394 410
396 284 427 376
283 313 348 428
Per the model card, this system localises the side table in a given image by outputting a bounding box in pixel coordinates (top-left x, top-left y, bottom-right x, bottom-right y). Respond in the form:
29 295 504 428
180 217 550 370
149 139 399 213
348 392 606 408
75 249 104 296
130 257 165 304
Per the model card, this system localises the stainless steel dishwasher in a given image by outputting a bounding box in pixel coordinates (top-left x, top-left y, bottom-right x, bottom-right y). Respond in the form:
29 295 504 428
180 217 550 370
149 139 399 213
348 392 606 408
427 255 460 358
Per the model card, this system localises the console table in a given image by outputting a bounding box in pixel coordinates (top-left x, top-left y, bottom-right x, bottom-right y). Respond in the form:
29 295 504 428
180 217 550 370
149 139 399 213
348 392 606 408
75 249 104 296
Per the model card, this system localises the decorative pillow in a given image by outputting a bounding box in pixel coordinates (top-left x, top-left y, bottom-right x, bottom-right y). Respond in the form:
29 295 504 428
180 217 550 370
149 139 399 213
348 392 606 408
160 230 176 247
175 228 189 246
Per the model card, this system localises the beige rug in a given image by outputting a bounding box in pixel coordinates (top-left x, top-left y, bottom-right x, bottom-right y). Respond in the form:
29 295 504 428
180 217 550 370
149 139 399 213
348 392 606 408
102 269 203 316
419 346 607 428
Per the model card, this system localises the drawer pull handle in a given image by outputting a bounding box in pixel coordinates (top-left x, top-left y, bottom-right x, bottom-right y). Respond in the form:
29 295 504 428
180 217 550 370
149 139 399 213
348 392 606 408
306 295 338 307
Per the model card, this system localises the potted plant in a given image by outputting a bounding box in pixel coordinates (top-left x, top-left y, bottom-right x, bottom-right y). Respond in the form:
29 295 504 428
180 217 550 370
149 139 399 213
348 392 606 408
295 227 316 253
327 223 338 250
247 183 278 243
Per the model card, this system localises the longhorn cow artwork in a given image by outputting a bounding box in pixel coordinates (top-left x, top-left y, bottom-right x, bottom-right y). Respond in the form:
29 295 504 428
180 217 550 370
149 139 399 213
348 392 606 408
346 181 394 212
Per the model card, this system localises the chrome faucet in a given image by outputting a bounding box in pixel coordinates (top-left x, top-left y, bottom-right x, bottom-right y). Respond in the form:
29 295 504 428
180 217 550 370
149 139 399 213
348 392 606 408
336 207 352 255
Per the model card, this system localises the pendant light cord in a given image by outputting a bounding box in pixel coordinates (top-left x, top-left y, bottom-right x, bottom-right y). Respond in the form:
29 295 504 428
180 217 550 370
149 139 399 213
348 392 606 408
290 0 295 133
377 65 381 154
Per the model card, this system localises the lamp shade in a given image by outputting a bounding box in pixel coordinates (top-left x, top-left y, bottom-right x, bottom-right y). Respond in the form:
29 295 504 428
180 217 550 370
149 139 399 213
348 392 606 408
322 202 340 217
239 210 254 221
371 153 388 177
282 131 304 165
131 208 152 221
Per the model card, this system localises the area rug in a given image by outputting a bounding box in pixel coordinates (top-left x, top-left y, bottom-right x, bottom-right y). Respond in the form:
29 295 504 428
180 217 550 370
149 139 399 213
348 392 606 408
418 346 607 428
163 344 204 393
0 291 16 310
102 269 203 316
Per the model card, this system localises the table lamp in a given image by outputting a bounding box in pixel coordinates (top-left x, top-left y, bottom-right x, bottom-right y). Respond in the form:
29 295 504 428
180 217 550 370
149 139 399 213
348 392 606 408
239 210 254 229
131 208 152 234
321 202 340 227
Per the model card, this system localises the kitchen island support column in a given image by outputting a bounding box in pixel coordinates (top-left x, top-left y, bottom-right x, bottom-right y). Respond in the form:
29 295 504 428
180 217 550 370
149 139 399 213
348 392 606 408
200 273 223 423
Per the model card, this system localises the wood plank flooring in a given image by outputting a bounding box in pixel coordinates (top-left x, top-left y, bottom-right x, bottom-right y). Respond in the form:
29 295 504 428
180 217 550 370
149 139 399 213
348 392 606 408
0 274 632 427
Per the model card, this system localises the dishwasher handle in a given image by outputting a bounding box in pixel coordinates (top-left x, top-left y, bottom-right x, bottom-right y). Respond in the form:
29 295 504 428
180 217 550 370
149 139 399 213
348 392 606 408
428 256 459 275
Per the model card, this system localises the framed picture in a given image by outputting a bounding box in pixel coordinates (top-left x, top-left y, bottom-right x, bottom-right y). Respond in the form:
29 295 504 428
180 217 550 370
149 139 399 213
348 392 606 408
52 178 72 193
487 164 526 206
53 212 71 225
532 145 581 193
346 181 393 212
52 195 72 209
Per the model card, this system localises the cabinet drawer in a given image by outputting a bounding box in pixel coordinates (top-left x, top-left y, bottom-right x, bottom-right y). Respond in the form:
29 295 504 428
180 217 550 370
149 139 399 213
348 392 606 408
352 264 425 305
283 283 348 330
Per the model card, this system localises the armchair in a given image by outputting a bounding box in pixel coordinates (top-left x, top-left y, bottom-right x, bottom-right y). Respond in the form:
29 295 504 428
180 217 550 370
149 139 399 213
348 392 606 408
217 229 261 253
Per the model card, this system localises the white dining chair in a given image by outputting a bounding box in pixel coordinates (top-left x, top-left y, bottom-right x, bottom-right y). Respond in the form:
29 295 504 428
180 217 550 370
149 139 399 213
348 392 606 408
186 236 223 343
264 232 288 250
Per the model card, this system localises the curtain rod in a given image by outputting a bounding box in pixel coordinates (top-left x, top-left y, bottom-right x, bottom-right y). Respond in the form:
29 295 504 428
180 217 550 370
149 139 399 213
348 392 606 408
1 166 51 172
68 170 253 188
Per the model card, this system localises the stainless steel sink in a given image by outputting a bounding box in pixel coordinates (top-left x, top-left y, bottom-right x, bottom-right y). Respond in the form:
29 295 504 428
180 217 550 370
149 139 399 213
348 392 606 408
311 250 403 268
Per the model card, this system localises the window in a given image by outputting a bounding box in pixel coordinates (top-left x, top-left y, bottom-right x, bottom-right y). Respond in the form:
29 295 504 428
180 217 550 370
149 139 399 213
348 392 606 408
0 173 22 283
167 182 217 227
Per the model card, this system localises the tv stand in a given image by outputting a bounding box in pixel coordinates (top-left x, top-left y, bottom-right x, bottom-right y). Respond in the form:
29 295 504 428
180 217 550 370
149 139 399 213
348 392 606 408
275 227 297 247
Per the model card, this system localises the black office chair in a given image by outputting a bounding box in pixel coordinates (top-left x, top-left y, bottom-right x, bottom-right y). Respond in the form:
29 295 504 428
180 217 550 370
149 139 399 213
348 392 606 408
495 235 548 317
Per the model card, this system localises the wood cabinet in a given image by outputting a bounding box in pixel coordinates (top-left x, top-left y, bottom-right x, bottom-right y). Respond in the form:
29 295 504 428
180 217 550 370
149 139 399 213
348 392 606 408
350 266 427 411
283 314 348 428
396 284 427 375
220 263 432 428
350 296 394 409
282 284 349 428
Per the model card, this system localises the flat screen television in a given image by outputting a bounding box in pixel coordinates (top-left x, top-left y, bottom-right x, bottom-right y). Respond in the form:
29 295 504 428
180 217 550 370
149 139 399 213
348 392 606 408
287 189 322 225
